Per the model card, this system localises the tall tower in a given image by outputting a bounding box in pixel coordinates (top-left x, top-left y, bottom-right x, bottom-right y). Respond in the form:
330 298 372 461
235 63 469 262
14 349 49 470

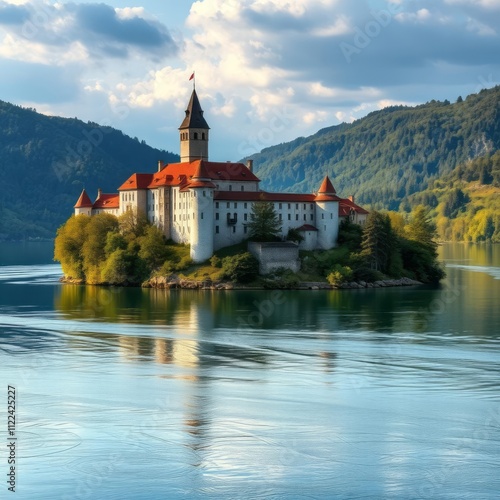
189 161 216 263
315 176 340 249
179 90 210 162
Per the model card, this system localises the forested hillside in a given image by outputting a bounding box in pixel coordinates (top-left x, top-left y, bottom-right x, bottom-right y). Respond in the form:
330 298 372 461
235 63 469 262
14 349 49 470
407 152 500 242
247 86 500 211
0 101 178 240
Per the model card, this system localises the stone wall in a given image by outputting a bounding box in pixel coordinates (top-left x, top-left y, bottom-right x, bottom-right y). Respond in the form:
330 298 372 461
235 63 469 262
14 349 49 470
248 242 300 275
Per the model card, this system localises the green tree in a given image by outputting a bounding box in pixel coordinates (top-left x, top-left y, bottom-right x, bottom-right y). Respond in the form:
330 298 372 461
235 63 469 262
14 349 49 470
82 213 119 283
54 215 90 279
361 211 394 273
221 253 259 283
247 201 282 242
118 208 149 239
138 225 169 269
406 205 437 251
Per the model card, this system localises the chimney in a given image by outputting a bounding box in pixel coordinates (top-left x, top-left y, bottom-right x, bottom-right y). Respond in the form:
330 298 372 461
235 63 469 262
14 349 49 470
158 160 163 172
246 159 254 172
348 195 354 203
97 188 102 199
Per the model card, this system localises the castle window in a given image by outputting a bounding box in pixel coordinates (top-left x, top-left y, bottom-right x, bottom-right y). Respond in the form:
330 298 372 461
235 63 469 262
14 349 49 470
241 186 244 191
244 203 247 209
216 202 219 208
279 203 282 209
234 203 237 209
296 203 298 209
310 204 314 209
244 226 247 234
331 213 333 219
296 214 299 221
203 191 206 197
288 214 291 220
310 214 314 221
288 204 291 209
304 214 306 221
216 213 219 220
202 133 206 140
216 226 219 234
322 214 324 219
232 226 236 233
303 204 306 210
279 214 282 221
194 132 198 140
229 185 232 191
244 213 248 221
227 202 230 208
201 212 204 219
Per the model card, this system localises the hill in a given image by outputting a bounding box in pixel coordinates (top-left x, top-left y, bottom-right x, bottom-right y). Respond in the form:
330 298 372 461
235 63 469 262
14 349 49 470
245 86 500 210
407 151 500 242
0 101 178 240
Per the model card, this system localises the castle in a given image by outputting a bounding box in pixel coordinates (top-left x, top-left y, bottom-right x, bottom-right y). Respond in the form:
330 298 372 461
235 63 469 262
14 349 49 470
74 89 368 263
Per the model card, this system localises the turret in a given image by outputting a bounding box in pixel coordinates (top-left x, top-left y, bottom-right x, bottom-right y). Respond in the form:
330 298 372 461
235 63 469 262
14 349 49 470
314 176 339 249
189 161 216 262
74 188 93 216
179 90 210 162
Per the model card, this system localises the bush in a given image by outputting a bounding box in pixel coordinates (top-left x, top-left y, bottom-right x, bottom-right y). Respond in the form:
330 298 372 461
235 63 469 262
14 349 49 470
327 264 353 286
210 255 222 268
221 252 259 283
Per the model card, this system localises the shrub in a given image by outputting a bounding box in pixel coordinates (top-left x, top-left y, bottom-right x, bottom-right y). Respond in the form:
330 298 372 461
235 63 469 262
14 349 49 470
327 264 353 286
221 252 259 283
210 255 222 268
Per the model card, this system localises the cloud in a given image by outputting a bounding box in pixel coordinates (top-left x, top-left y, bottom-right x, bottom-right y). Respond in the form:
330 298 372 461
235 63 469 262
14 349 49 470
0 1 178 62
0 1 29 24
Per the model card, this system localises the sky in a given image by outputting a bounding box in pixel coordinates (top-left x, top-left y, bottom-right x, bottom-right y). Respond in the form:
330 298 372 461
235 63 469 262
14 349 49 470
0 0 499 163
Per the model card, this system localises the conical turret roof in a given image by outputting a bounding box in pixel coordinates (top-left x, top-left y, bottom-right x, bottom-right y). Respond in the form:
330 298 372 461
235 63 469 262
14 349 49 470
74 188 93 208
315 176 339 201
179 90 210 130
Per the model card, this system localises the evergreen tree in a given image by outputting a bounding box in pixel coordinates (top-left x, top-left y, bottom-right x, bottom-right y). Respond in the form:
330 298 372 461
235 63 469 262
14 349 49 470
406 205 437 251
361 211 394 273
247 201 282 242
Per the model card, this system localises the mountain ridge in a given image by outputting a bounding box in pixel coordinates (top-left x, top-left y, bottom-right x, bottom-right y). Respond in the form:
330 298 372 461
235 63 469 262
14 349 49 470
245 86 500 210
0 101 178 240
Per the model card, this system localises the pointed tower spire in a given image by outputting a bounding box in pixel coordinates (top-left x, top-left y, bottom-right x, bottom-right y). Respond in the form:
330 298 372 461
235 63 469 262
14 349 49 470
179 89 210 162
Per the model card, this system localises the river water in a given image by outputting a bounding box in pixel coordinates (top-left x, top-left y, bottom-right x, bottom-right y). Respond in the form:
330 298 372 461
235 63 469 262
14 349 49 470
0 242 499 499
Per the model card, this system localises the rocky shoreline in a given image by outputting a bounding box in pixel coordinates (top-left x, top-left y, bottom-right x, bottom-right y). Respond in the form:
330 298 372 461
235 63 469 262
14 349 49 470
60 275 422 290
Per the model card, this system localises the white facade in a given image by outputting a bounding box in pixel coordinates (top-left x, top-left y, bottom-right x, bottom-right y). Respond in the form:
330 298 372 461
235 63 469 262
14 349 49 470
75 89 368 264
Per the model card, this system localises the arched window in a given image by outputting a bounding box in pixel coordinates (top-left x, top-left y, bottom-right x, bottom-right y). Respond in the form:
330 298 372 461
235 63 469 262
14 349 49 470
194 132 198 140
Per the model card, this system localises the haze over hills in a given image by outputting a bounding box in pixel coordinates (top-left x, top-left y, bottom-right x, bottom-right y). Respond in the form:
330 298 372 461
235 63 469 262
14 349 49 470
0 101 178 240
246 86 500 210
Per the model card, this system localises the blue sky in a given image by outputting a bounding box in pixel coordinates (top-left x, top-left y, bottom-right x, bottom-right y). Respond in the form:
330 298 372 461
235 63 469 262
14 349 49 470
0 0 499 163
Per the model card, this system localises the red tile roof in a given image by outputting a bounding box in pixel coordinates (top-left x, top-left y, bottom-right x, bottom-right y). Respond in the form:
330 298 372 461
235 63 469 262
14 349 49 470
74 189 93 208
340 198 369 215
118 173 154 191
148 160 260 189
93 194 119 209
317 176 336 194
315 175 339 201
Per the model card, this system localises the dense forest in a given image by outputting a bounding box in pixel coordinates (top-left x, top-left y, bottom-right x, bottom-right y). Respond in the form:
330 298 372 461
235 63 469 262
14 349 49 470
406 151 500 242
247 86 500 214
0 101 178 240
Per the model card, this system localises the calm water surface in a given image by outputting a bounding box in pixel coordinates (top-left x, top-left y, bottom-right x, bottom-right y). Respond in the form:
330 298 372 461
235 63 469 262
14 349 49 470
0 242 499 499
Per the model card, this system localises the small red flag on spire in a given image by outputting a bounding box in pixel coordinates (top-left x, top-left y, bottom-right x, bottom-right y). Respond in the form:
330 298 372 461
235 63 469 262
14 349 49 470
189 72 195 81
